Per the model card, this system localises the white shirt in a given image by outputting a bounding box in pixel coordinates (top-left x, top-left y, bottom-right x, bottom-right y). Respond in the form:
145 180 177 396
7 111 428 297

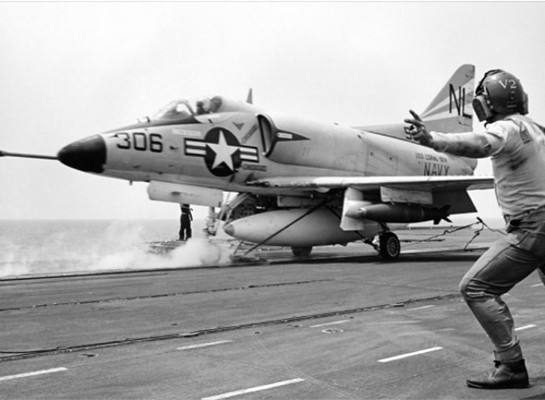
487 115 545 217
431 114 545 217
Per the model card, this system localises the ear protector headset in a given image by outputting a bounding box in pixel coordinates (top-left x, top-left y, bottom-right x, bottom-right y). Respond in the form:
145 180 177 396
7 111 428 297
472 69 503 122
472 69 528 122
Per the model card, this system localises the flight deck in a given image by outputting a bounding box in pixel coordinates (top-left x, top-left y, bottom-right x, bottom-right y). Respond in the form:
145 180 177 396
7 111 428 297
1 228 544 399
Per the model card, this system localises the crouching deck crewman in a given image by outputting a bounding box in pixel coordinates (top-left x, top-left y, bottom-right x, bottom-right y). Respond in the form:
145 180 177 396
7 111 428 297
405 69 545 389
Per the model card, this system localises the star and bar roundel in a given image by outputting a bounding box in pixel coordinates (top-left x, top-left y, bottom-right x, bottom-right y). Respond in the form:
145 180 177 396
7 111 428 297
184 128 259 177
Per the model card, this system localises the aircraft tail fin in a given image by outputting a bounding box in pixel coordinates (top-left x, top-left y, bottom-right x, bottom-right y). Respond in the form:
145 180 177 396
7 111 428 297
420 64 475 133
355 65 475 138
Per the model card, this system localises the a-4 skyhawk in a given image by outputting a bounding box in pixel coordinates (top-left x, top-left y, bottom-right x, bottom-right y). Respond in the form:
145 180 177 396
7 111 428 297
2 64 493 259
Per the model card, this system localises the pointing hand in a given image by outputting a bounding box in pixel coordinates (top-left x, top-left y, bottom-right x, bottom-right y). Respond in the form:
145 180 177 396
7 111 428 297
404 110 433 147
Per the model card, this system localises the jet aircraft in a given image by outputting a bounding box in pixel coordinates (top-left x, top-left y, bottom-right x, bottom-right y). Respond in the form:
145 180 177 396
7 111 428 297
2 64 493 260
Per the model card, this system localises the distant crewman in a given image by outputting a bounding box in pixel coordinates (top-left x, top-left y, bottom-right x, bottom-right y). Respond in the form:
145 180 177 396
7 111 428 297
179 203 193 241
405 69 545 389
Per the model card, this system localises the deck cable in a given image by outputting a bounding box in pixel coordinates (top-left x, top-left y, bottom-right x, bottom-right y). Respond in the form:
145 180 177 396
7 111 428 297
401 216 505 251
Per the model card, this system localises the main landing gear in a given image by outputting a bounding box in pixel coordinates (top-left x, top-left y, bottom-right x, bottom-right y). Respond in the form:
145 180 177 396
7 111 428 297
378 231 400 260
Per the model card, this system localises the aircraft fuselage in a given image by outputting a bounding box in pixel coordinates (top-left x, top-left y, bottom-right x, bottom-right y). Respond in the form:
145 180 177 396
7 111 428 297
59 104 475 197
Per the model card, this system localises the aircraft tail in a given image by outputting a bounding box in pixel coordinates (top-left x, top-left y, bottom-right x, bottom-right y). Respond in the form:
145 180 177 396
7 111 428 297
355 64 475 139
420 64 475 133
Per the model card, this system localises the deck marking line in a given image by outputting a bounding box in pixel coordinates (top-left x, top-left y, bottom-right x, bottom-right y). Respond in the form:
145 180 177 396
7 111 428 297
378 346 443 363
515 325 536 331
201 378 305 400
409 305 435 311
310 320 350 328
0 367 67 382
177 340 234 350
531 283 543 287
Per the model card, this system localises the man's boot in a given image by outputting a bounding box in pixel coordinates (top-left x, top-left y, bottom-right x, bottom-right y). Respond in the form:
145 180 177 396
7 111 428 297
467 359 529 389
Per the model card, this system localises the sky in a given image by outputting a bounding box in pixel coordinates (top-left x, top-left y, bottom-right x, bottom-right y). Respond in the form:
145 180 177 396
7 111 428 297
1 1 545 222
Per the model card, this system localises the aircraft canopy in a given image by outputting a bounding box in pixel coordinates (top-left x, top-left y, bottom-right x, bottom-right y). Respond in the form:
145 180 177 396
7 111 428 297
152 97 223 121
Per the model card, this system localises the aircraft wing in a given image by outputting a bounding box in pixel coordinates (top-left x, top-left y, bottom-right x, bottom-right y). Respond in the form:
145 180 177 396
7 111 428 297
246 175 494 192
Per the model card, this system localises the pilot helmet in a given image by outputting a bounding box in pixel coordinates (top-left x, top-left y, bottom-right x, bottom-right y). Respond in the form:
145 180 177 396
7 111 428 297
472 69 528 122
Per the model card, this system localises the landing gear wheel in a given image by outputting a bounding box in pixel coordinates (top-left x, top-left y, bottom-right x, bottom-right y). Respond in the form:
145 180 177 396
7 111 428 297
379 231 400 260
292 246 313 258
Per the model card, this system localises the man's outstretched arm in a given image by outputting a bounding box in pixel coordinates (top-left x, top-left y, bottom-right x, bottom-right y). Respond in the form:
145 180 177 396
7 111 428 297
404 110 501 159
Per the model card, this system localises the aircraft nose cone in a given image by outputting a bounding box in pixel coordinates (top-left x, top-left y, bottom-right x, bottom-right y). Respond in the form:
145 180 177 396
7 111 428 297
58 135 106 173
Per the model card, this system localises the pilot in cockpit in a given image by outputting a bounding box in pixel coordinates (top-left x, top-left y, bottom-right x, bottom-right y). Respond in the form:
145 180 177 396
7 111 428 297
196 99 209 115
195 97 222 115
154 97 224 120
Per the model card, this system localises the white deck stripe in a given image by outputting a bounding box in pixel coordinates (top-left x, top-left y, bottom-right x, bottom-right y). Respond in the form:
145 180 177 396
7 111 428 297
177 340 233 350
0 367 67 382
515 325 536 331
409 305 435 311
310 320 350 328
202 378 304 400
378 346 443 363
531 283 543 287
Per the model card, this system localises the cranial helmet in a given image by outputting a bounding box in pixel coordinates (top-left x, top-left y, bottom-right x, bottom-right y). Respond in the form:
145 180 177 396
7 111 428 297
472 69 528 122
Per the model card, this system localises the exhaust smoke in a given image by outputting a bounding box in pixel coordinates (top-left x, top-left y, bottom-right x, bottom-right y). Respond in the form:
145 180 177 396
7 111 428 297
0 220 233 278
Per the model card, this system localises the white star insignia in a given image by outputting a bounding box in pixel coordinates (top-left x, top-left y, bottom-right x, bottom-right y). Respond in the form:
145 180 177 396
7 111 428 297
207 130 239 171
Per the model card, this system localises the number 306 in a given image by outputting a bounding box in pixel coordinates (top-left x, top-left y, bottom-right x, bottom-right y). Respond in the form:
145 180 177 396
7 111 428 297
116 132 163 153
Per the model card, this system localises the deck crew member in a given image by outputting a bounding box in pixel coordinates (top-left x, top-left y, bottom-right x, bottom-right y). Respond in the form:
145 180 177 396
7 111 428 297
405 69 545 389
179 203 193 241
